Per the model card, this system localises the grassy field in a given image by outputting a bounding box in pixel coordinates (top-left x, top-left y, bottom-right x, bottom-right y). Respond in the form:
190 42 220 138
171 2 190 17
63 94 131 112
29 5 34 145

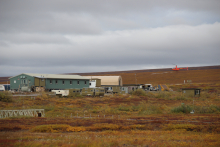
0 84 220 147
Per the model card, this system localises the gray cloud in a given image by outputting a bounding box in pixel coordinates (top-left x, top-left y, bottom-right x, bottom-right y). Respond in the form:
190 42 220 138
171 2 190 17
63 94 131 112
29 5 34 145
0 0 220 76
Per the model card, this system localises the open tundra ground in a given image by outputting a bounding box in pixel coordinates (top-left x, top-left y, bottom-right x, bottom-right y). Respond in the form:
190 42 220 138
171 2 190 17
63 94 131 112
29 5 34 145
72 66 220 85
0 84 220 147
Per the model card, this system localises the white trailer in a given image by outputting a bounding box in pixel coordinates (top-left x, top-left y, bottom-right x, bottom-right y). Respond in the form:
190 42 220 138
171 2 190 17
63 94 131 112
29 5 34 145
51 90 69 97
0 85 5 91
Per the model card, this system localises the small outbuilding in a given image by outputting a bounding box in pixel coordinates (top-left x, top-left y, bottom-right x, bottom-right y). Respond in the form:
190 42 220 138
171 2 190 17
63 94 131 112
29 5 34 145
85 76 123 94
85 76 123 86
182 88 201 97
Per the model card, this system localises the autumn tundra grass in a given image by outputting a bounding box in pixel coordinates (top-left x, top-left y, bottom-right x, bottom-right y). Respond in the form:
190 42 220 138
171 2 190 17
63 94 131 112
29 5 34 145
0 87 219 146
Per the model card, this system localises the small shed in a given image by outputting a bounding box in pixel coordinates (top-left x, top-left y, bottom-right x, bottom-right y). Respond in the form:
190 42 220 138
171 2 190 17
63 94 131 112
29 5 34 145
85 76 123 86
182 88 201 97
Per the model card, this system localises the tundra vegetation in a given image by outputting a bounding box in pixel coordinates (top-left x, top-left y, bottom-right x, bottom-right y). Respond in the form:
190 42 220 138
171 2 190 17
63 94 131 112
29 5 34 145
0 83 219 146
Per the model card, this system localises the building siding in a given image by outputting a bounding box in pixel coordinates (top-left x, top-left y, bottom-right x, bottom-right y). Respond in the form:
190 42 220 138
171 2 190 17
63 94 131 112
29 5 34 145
35 78 46 87
10 74 35 90
46 79 89 90
10 74 90 91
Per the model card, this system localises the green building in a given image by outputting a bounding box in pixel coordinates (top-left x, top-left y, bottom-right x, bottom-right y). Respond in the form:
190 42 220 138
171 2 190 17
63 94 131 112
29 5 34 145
9 73 90 92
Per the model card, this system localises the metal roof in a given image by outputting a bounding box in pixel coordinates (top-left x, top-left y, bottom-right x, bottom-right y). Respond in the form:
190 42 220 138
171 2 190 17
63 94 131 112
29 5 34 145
9 73 90 80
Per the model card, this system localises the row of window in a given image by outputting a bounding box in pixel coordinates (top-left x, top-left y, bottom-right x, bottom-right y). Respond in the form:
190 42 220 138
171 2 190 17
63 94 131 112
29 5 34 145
50 80 87 85
21 79 28 84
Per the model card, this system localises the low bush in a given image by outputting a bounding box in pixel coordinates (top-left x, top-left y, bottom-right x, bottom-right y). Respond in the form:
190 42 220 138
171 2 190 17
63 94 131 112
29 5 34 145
195 105 220 113
171 104 220 114
145 92 156 98
44 105 55 112
31 124 147 132
163 124 203 132
118 104 131 111
174 95 188 100
132 89 146 96
155 91 172 99
171 104 193 113
87 123 146 131
0 91 12 102
41 92 48 99
138 104 163 115
31 124 86 133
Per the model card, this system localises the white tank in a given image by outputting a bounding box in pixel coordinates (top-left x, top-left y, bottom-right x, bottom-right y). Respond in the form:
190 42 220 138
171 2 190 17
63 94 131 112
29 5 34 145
0 85 5 91
21 86 30 92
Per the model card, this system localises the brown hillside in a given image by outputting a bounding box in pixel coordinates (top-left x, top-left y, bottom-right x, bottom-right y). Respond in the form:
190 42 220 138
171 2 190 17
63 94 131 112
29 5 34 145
0 77 10 84
70 65 220 85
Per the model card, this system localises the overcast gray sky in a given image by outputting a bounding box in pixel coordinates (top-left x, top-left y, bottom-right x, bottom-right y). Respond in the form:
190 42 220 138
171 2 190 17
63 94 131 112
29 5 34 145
0 0 220 76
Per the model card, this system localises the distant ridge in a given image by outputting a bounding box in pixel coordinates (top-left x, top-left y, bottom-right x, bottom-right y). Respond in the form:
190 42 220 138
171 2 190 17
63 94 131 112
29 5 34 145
66 65 220 85
67 65 220 76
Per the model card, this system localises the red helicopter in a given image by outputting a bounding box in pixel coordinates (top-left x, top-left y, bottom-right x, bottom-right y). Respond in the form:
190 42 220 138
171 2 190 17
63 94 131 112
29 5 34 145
172 65 188 71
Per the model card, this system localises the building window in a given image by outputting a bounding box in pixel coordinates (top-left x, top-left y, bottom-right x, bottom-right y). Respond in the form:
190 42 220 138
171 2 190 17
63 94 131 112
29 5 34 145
89 83 91 85
55 80 58 84
85 81 87 85
41 79 44 81
70 81 72 85
14 80 16 83
62 80 65 84
77 81 79 85
50 80 52 84
196 90 200 95
22 79 27 84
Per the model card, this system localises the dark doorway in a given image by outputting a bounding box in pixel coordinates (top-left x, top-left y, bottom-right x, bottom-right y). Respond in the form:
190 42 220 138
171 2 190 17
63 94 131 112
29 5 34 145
38 113 41 117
